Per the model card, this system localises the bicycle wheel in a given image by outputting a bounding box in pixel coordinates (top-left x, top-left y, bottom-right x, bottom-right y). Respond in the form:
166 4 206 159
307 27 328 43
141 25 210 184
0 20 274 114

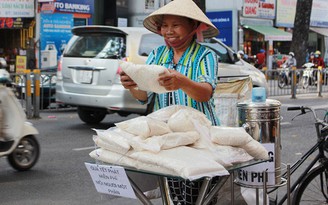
292 163 328 205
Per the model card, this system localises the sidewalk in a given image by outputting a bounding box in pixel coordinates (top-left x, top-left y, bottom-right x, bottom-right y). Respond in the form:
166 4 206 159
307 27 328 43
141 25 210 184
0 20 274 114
268 93 328 109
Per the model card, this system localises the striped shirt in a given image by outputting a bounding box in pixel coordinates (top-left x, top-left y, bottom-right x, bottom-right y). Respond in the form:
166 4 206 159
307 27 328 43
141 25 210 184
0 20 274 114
146 40 220 126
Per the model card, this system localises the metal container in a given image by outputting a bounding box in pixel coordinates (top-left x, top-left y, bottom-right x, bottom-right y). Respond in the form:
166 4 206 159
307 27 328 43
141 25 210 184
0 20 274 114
236 99 281 187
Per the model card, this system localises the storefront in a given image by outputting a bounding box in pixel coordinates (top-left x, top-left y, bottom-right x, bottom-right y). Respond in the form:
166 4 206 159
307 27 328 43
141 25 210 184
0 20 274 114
240 17 292 70
0 0 36 72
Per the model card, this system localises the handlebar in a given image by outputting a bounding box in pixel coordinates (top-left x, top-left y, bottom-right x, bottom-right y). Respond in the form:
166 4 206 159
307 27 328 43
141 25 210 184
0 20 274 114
287 106 328 125
287 106 302 111
288 106 328 139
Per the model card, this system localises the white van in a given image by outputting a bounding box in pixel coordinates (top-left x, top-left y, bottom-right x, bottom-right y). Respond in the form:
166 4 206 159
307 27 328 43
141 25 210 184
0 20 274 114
56 26 268 124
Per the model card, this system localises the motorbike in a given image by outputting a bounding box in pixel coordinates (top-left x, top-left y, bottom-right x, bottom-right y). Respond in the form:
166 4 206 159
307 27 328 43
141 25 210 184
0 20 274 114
0 69 40 171
277 64 300 88
301 62 316 89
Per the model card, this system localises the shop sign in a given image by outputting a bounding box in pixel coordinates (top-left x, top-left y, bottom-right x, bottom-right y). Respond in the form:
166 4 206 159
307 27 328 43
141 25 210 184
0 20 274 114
0 0 34 18
53 0 94 14
310 0 328 27
275 0 297 27
207 11 233 47
16 56 27 74
243 0 275 19
276 0 328 28
0 18 24 29
41 2 55 14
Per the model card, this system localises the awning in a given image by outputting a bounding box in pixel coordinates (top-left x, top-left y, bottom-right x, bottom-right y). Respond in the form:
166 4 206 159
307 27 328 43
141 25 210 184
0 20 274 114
310 27 328 37
244 25 292 41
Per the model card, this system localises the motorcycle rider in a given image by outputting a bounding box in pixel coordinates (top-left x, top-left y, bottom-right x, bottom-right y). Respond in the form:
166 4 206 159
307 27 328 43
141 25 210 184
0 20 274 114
0 69 10 142
237 50 250 63
313 50 325 68
282 52 297 67
279 52 299 86
255 49 266 69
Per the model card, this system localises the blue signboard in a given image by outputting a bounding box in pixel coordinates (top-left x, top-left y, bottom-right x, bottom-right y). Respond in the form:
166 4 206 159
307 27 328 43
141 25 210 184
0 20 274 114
206 11 233 47
54 0 94 14
40 13 74 68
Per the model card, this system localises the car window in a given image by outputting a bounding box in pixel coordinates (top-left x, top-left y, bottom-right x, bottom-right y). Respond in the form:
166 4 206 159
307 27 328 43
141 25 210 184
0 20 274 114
201 42 231 63
139 34 165 56
64 33 126 59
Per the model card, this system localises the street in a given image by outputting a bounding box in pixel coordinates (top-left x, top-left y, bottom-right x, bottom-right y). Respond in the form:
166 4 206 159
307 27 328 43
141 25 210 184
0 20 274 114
0 93 327 205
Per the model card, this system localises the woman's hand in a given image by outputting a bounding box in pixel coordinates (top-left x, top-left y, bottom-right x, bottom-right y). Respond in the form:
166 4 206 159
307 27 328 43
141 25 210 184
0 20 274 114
120 70 148 101
158 69 183 91
120 71 137 90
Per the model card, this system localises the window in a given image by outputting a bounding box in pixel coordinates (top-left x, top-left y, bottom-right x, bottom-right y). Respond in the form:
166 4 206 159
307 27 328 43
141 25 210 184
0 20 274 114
139 34 165 56
64 33 126 59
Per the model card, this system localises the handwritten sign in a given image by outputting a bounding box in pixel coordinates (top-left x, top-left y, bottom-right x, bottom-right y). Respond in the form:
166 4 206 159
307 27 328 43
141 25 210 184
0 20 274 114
85 163 136 199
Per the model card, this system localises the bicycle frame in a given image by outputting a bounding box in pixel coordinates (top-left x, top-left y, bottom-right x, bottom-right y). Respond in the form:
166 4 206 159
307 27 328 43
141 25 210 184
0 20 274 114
268 108 328 205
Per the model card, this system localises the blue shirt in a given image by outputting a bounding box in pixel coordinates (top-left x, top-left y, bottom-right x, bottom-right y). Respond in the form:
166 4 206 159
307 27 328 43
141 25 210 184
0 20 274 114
146 40 220 126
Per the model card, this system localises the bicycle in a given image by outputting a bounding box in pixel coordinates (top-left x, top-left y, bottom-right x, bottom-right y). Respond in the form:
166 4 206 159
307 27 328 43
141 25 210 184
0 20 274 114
268 105 328 205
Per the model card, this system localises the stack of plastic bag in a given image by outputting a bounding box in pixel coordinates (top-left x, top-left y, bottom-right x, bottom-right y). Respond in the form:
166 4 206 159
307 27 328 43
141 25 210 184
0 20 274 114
89 105 269 180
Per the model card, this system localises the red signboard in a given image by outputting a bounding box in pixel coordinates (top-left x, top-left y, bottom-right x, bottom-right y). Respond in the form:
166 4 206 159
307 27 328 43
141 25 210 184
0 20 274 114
0 18 24 29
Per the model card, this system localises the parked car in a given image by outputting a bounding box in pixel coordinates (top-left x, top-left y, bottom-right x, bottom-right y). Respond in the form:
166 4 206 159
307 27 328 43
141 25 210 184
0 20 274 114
56 26 268 124
200 38 268 89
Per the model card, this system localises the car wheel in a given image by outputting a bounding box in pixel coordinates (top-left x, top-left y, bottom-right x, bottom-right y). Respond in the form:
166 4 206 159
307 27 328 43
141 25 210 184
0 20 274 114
77 106 107 124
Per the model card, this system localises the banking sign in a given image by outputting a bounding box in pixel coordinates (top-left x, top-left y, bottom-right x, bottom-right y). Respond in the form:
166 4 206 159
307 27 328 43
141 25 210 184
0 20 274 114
53 0 94 14
40 13 74 68
206 11 233 47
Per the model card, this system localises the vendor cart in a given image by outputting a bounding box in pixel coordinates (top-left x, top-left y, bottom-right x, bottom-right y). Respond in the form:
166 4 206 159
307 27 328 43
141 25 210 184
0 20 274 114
87 159 267 205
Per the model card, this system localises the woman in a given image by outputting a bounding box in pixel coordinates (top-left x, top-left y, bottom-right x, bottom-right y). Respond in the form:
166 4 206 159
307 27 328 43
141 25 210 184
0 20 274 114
120 0 220 204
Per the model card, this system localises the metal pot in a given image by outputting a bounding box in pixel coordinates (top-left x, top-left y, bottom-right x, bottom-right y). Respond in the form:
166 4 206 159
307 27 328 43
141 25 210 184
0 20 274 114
236 99 282 186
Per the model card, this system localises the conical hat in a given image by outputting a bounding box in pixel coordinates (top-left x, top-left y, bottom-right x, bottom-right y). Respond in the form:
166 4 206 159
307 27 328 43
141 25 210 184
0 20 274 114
143 0 219 39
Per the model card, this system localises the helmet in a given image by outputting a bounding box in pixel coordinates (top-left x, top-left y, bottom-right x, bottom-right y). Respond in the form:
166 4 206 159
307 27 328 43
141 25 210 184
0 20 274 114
288 52 295 57
315 50 321 55
0 69 11 84
237 50 245 55
260 49 265 53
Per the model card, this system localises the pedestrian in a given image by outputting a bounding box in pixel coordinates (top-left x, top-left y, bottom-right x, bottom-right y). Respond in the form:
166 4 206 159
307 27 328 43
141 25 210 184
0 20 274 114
120 0 220 204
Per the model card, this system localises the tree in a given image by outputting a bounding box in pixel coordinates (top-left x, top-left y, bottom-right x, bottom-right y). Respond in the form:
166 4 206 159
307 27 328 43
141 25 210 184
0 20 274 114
193 0 205 12
290 0 313 67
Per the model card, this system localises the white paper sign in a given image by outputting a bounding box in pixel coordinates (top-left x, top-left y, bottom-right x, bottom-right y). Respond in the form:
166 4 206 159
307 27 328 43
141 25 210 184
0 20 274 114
236 143 276 186
85 163 136 199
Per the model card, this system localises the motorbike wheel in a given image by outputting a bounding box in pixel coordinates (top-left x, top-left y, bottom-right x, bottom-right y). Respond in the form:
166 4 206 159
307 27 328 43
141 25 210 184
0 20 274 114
278 75 286 88
302 76 309 89
7 135 40 171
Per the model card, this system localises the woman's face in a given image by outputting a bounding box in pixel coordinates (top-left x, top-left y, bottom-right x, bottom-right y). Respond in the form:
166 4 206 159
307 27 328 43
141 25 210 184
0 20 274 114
160 15 195 47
